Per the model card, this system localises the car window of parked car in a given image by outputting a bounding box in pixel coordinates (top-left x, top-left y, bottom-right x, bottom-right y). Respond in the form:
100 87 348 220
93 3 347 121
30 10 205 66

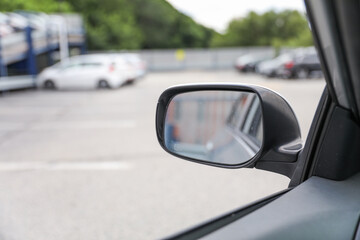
81 62 103 67
62 62 80 69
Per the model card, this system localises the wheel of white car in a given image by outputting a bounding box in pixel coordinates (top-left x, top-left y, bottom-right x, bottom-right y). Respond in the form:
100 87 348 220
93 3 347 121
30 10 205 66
43 80 56 90
98 80 111 89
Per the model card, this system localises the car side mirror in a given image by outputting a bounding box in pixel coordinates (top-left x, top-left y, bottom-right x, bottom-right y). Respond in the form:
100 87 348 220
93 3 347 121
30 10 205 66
156 83 303 177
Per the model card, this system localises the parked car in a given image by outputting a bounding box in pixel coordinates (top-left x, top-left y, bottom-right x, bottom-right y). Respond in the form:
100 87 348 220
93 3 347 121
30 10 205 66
118 53 147 81
37 54 132 90
257 53 295 77
277 52 322 79
0 13 14 37
234 53 273 73
156 0 360 239
15 11 48 31
6 12 28 31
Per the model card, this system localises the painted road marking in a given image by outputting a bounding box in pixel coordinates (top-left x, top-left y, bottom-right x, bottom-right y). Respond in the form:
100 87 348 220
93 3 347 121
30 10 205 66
0 161 132 171
32 120 137 130
0 120 137 131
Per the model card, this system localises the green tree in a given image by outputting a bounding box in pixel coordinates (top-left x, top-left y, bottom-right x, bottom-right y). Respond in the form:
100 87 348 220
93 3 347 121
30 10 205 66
129 0 214 49
0 0 72 13
211 10 313 48
66 0 143 50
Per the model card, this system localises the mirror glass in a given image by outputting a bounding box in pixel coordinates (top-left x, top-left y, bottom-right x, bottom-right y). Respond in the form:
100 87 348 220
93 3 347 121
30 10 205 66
164 90 263 165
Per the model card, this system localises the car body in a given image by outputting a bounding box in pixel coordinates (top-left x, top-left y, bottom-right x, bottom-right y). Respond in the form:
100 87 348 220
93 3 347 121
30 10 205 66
257 53 294 77
257 48 319 78
0 13 14 37
156 0 360 239
277 51 322 79
37 54 132 90
15 11 48 31
6 12 29 31
118 53 147 81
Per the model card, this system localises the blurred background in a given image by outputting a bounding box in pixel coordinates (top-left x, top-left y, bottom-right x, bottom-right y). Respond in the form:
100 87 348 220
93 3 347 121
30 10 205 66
0 0 325 239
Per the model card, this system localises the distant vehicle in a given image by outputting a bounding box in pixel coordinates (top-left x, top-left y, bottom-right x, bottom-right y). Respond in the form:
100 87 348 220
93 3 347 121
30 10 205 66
0 23 13 37
6 13 28 31
257 48 321 79
37 54 132 90
118 53 147 81
0 13 14 36
257 53 295 77
15 11 48 31
235 53 273 73
277 52 322 79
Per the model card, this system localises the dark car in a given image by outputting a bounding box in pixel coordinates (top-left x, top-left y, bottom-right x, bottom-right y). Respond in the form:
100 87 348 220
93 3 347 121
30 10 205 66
156 0 360 239
278 52 322 79
234 53 273 73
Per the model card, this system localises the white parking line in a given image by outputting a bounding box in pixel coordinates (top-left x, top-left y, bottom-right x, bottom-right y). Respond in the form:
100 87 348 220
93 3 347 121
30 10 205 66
33 120 137 130
0 161 132 171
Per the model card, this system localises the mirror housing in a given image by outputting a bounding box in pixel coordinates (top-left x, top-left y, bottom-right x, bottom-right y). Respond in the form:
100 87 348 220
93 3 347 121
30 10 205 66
156 83 303 178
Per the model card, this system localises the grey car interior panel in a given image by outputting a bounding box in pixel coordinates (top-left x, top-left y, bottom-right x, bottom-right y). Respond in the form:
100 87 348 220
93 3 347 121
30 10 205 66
313 106 360 180
201 173 360 240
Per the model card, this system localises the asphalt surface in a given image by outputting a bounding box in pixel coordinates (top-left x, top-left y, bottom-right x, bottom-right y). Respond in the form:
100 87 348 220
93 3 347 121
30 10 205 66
0 71 325 240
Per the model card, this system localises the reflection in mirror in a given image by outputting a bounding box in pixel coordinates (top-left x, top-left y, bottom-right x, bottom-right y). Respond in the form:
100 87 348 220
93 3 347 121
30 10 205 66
164 91 262 165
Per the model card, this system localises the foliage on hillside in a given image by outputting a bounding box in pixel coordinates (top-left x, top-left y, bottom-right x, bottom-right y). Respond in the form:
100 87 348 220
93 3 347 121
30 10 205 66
211 10 313 48
66 0 214 49
0 0 72 13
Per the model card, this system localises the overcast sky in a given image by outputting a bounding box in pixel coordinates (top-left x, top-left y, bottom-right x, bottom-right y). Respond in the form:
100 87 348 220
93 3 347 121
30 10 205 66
167 0 306 32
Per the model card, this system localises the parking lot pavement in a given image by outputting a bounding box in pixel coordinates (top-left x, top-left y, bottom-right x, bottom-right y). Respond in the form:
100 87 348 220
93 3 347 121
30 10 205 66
0 71 325 240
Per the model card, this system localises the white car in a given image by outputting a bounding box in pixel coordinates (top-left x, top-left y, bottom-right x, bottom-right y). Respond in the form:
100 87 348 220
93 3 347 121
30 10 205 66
118 53 147 80
37 54 132 90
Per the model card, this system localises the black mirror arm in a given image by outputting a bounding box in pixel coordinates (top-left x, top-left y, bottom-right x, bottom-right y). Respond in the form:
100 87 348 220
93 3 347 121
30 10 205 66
254 144 303 178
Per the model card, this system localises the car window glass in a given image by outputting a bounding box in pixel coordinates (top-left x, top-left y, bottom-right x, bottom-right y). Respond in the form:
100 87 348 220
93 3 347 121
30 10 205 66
0 1 328 239
64 64 79 69
61 61 81 69
81 62 103 67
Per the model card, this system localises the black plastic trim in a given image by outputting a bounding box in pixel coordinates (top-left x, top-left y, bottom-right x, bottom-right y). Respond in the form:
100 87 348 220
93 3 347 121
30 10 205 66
312 106 360 180
289 87 332 187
